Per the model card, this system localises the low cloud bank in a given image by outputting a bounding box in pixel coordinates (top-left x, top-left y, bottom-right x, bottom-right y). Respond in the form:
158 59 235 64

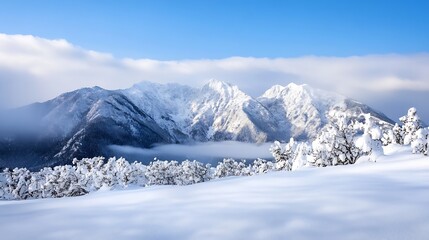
108 141 274 164
1 33 428 120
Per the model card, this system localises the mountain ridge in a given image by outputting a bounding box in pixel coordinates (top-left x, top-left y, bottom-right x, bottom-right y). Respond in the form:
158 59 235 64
0 80 394 169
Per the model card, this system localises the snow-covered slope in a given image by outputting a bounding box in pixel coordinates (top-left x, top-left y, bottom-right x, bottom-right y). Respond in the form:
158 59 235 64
187 79 279 142
122 81 196 142
258 83 394 140
124 79 281 142
0 87 174 169
0 145 427 240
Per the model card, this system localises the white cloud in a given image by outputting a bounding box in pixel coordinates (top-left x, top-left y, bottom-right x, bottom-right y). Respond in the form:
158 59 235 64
108 141 274 164
0 33 428 120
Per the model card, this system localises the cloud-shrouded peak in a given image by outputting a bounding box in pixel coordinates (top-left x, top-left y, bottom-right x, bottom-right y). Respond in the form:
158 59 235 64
202 78 247 99
0 33 428 120
260 85 286 99
261 82 342 103
285 82 302 89
204 78 232 91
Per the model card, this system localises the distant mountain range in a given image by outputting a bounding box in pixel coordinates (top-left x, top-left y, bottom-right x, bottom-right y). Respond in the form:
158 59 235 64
0 79 394 170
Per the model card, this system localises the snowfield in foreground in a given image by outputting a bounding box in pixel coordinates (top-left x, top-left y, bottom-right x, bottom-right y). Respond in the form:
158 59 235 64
0 145 428 240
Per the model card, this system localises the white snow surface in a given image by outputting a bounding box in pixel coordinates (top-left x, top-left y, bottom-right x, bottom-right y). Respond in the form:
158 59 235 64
1 145 428 240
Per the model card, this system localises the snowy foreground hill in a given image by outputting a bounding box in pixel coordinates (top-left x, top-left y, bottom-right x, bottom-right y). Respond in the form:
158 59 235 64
0 145 428 240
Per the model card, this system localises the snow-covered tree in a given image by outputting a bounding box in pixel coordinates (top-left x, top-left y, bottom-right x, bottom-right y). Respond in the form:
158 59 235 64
355 114 384 162
411 128 428 155
214 158 250 178
40 165 87 198
250 158 274 175
392 123 405 145
127 161 147 186
381 127 396 146
1 169 13 199
400 107 422 145
114 158 132 187
311 128 335 167
145 160 180 185
73 157 106 191
27 172 44 198
292 142 312 170
312 113 362 166
330 114 363 165
270 139 296 171
177 160 211 185
3 167 33 200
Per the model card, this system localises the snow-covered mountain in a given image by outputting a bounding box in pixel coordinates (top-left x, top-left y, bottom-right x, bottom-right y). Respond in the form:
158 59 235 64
0 87 174 169
258 83 394 140
0 80 394 169
122 79 283 143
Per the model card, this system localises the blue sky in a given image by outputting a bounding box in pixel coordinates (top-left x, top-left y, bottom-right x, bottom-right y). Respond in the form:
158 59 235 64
0 0 428 120
1 0 428 59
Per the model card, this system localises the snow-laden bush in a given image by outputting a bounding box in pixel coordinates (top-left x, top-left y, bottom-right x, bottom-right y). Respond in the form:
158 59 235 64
214 158 250 178
355 114 384 162
311 113 363 166
73 157 146 190
270 139 296 171
40 165 87 198
411 128 428 155
3 168 32 200
0 157 148 200
145 160 211 185
292 142 312 170
400 107 422 145
311 129 335 167
330 114 363 165
381 128 396 146
250 158 275 175
392 123 405 145
177 160 212 185
145 160 180 185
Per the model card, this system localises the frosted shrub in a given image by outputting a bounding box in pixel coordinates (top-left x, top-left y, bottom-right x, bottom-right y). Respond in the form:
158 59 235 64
0 157 148 200
214 158 250 178
145 160 180 185
73 157 105 191
292 142 312 170
0 173 11 199
6 168 32 200
311 113 362 166
311 130 334 167
355 114 384 162
329 114 362 165
400 107 422 145
270 139 296 171
176 160 211 185
250 158 274 175
41 165 87 198
127 161 147 186
381 128 395 146
411 128 428 155
392 123 405 145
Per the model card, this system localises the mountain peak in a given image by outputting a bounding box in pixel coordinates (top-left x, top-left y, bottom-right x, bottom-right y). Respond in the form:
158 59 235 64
131 80 164 91
204 79 232 91
202 79 248 99
260 85 286 99
284 82 311 92
260 82 313 99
